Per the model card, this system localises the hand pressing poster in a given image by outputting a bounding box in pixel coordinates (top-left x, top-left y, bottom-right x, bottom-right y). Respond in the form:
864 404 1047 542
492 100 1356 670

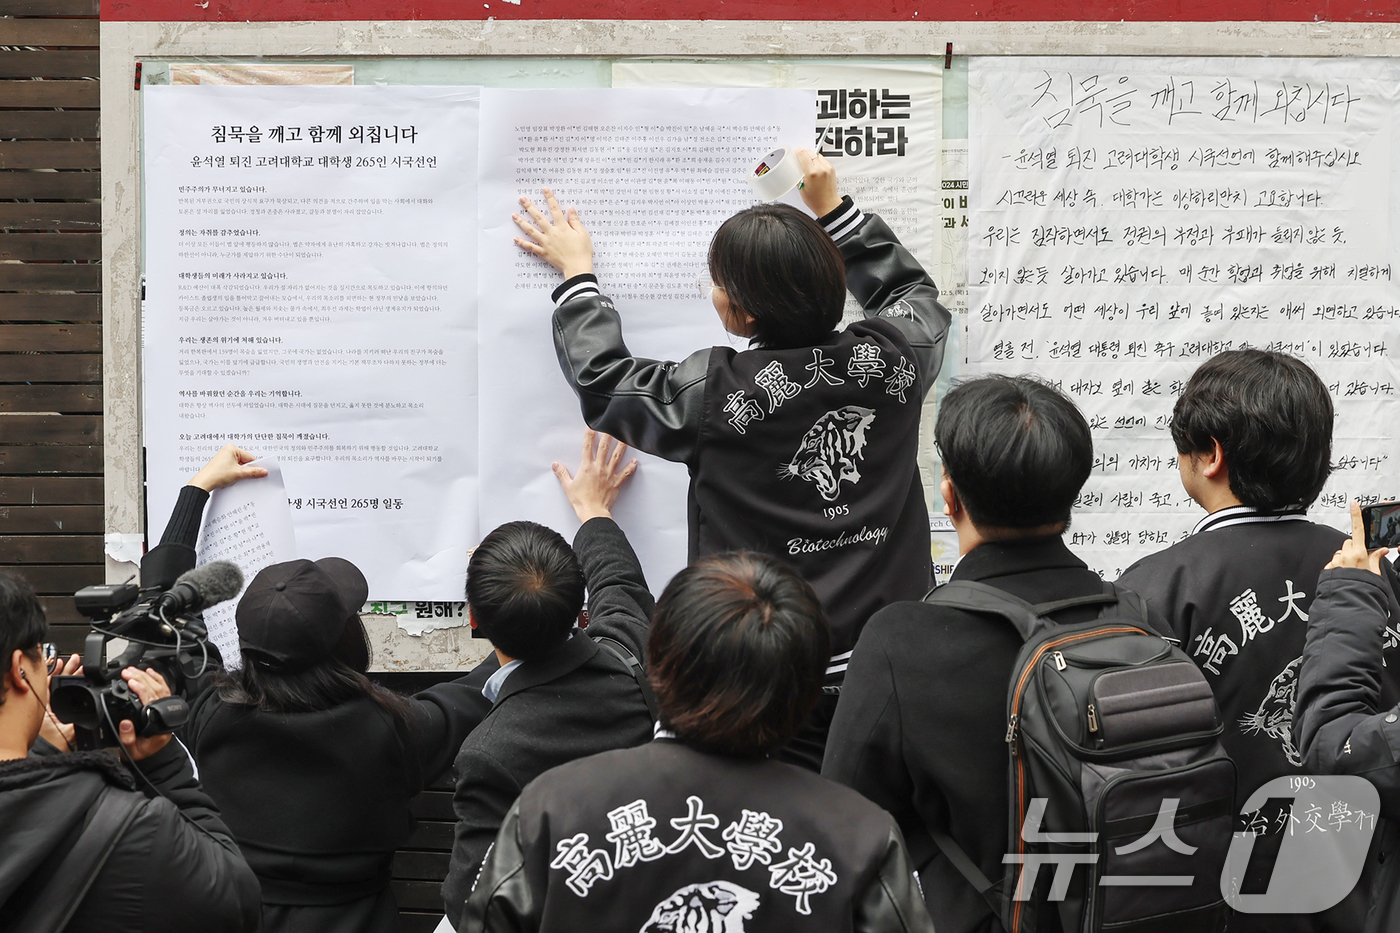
475 87 815 592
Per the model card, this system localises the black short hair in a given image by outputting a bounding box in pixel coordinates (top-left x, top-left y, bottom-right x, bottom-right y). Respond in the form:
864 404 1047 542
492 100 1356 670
935 375 1093 528
647 552 829 758
0 572 47 702
1171 349 1333 511
466 521 583 662
708 203 846 350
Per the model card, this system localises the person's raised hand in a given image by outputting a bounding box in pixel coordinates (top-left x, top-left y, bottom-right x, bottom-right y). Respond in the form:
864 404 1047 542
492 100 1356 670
189 444 267 492
1325 500 1390 576
794 148 843 218
117 667 173 761
513 188 594 280
552 428 638 524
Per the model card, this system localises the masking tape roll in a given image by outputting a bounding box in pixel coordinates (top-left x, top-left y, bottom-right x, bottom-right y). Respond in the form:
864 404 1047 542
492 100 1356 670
747 146 803 201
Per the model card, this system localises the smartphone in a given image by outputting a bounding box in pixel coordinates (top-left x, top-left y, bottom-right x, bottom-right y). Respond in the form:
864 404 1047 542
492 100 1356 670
1361 501 1400 550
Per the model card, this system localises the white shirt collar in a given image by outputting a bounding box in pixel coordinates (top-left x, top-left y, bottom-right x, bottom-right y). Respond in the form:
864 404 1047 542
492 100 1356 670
481 658 524 704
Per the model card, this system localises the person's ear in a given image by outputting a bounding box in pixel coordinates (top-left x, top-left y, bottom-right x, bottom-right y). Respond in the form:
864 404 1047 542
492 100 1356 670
940 475 960 519
1200 439 1228 479
467 605 477 630
6 649 32 696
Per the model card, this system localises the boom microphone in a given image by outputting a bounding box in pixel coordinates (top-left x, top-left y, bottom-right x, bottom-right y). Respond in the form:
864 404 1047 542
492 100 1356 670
153 561 245 617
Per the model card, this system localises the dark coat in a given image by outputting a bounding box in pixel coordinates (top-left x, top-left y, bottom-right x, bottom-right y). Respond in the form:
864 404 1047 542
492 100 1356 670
822 535 1161 933
182 670 492 933
441 517 657 928
1294 566 1400 933
462 739 936 933
163 482 495 933
550 197 950 655
0 740 261 933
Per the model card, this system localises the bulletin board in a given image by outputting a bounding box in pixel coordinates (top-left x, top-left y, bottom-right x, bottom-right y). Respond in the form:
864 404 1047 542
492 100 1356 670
101 12 1400 664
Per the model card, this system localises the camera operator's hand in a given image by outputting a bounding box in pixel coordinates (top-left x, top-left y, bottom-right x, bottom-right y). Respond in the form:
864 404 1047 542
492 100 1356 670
118 666 173 761
552 429 638 523
38 653 81 752
1326 500 1390 576
189 444 268 492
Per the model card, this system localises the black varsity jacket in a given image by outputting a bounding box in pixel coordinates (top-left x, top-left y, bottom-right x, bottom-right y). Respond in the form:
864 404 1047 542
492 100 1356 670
1118 506 1400 933
550 197 951 657
461 738 935 933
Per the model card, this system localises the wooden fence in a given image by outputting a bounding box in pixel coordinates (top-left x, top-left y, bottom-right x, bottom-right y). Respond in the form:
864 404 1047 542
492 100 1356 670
0 0 102 654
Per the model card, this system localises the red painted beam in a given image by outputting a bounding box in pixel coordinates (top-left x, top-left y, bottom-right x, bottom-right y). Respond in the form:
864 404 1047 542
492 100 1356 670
100 0 1400 22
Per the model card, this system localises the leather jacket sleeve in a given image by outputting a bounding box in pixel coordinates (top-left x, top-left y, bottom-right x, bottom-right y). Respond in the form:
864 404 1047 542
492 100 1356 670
853 824 939 933
551 290 713 466
1295 566 1400 811
550 200 952 466
458 798 539 933
574 516 653 662
825 197 952 393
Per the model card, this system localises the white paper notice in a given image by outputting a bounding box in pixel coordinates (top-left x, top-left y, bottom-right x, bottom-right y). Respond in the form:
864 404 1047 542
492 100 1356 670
612 62 942 294
476 87 815 591
194 458 298 664
142 85 479 600
970 57 1400 578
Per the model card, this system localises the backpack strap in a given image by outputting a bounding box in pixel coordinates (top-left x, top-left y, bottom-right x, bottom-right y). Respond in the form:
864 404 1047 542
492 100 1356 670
12 785 144 933
922 580 1054 643
927 828 1005 926
593 635 661 723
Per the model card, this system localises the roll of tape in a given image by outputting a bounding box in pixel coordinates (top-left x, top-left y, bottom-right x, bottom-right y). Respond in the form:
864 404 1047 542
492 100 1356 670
747 146 803 201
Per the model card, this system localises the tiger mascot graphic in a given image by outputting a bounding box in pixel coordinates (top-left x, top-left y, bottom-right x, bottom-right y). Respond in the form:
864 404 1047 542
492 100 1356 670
639 881 761 933
1239 655 1304 766
781 406 877 502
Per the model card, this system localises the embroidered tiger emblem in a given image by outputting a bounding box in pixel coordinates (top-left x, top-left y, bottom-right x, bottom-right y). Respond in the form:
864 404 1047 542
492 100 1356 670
780 406 876 502
1239 655 1303 767
639 881 760 933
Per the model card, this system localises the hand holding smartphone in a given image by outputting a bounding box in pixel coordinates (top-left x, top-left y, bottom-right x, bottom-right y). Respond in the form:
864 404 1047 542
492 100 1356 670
1362 501 1400 550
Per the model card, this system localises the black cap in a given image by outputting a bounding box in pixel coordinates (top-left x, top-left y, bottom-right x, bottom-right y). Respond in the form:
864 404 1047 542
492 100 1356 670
235 557 368 672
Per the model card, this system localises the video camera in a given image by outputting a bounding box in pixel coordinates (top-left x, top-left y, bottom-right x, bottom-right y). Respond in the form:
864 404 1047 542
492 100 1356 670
51 543 243 749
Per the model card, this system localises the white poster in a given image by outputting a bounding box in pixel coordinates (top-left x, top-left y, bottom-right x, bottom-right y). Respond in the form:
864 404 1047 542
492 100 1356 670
143 85 479 600
969 58 1400 578
611 61 942 279
195 458 298 663
476 87 815 591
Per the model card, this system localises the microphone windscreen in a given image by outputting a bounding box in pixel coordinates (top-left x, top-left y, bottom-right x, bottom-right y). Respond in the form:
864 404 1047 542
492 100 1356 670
175 561 246 609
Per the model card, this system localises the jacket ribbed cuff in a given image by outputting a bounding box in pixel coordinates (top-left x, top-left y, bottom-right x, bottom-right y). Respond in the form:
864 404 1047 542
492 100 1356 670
819 195 864 242
552 273 601 307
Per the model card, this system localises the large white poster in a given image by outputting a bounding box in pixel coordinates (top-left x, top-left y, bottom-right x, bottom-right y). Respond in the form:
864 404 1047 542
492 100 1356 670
970 58 1400 578
611 61 942 279
476 87 815 591
143 85 479 600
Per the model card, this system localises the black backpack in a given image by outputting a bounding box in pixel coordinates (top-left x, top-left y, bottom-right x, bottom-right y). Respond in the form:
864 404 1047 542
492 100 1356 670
922 580 1236 933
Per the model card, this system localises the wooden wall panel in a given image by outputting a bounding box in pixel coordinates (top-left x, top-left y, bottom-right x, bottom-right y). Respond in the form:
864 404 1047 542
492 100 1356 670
0 0 103 644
